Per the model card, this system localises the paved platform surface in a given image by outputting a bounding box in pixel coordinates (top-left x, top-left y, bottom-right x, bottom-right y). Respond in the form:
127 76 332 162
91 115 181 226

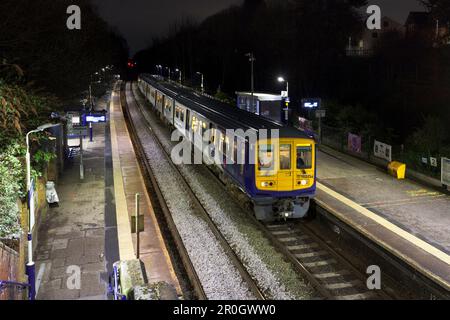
35 111 109 300
316 147 450 290
110 84 180 293
35 85 180 299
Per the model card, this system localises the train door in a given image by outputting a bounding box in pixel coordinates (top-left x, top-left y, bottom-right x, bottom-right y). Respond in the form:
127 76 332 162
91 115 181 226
185 109 191 140
277 141 294 191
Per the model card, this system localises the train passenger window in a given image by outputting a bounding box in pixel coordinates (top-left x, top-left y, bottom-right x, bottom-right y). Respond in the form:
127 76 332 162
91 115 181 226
175 108 180 119
296 145 312 169
240 143 246 175
192 117 198 132
180 110 184 122
280 144 291 170
258 144 274 170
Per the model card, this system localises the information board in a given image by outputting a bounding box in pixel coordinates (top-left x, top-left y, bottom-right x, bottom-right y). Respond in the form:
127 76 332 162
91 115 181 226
374 140 392 162
442 158 450 186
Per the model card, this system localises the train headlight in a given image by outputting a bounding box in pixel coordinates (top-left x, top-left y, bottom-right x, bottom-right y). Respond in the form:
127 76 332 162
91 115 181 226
261 181 275 187
297 180 308 186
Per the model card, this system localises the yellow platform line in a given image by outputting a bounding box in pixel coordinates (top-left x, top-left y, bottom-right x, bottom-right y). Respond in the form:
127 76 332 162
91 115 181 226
317 182 450 267
110 85 135 261
124 82 182 293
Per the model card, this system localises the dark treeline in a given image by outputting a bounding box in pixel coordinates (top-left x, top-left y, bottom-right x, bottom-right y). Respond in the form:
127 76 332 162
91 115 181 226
135 0 450 151
0 0 128 100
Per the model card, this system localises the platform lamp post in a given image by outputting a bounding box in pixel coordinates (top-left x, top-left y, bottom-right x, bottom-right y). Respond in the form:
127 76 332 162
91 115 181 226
175 68 182 83
156 65 162 77
278 76 289 123
196 72 204 93
166 67 171 81
25 123 59 300
245 53 256 114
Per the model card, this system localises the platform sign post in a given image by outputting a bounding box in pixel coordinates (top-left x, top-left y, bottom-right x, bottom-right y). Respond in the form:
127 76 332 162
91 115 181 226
79 135 84 180
84 113 107 143
442 157 450 188
131 193 144 259
315 109 326 145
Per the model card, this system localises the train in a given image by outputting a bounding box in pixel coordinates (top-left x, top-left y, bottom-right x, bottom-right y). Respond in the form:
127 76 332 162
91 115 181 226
137 74 316 221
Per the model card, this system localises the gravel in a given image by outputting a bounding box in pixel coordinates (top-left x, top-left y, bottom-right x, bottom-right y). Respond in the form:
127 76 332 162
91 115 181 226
132 82 315 300
125 84 254 300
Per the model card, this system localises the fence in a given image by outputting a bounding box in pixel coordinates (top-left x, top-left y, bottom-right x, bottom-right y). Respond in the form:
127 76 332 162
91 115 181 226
320 124 447 180
0 241 27 300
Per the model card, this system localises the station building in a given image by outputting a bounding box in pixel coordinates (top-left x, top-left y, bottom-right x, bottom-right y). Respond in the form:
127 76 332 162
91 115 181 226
236 92 283 123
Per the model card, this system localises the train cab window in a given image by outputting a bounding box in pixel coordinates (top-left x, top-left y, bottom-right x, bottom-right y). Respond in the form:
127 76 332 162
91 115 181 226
296 145 312 169
280 144 291 170
180 110 184 122
175 108 180 119
258 144 274 170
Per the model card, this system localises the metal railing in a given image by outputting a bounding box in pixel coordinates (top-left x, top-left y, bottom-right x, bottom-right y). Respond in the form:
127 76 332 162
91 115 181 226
0 280 30 300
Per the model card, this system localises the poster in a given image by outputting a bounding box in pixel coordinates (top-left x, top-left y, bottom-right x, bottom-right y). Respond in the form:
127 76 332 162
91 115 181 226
374 140 392 162
348 133 362 153
442 158 450 186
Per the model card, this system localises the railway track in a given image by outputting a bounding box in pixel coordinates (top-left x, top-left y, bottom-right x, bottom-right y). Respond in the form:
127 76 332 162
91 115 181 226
260 220 393 300
120 82 265 300
126 80 396 300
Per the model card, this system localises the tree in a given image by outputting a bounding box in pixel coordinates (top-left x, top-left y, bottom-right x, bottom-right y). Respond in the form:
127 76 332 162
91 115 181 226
0 0 128 99
420 0 450 21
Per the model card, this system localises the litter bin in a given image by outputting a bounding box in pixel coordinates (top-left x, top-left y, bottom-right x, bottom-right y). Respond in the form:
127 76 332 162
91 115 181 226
388 161 406 179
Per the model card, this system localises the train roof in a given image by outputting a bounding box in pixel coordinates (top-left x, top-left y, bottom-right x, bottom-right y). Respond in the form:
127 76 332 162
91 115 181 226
140 74 313 140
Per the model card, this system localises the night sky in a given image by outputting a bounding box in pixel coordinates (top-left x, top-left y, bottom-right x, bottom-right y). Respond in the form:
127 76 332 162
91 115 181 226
92 0 424 54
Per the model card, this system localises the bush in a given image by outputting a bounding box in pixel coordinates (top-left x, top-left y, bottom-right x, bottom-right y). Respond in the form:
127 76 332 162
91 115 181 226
0 143 26 239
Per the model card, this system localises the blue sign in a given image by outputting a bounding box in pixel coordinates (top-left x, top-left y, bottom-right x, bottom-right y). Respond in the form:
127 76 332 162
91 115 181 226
302 98 321 109
83 113 107 123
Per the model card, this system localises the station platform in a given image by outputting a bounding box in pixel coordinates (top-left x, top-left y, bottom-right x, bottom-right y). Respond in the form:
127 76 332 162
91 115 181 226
315 146 450 292
34 84 180 300
110 83 181 293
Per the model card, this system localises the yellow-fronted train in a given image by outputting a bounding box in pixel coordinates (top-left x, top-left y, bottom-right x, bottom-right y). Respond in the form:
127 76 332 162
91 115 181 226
137 74 316 221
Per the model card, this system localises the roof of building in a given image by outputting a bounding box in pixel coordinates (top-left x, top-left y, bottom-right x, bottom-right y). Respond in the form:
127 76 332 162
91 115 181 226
236 92 283 101
405 12 431 27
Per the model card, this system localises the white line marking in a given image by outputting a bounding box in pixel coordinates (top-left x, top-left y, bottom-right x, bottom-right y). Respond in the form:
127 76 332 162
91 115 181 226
35 263 47 295
317 182 450 266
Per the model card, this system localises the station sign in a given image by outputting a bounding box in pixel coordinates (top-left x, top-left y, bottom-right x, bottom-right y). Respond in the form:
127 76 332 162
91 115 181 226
442 157 450 187
85 113 107 123
66 112 87 137
71 127 88 136
302 98 321 109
